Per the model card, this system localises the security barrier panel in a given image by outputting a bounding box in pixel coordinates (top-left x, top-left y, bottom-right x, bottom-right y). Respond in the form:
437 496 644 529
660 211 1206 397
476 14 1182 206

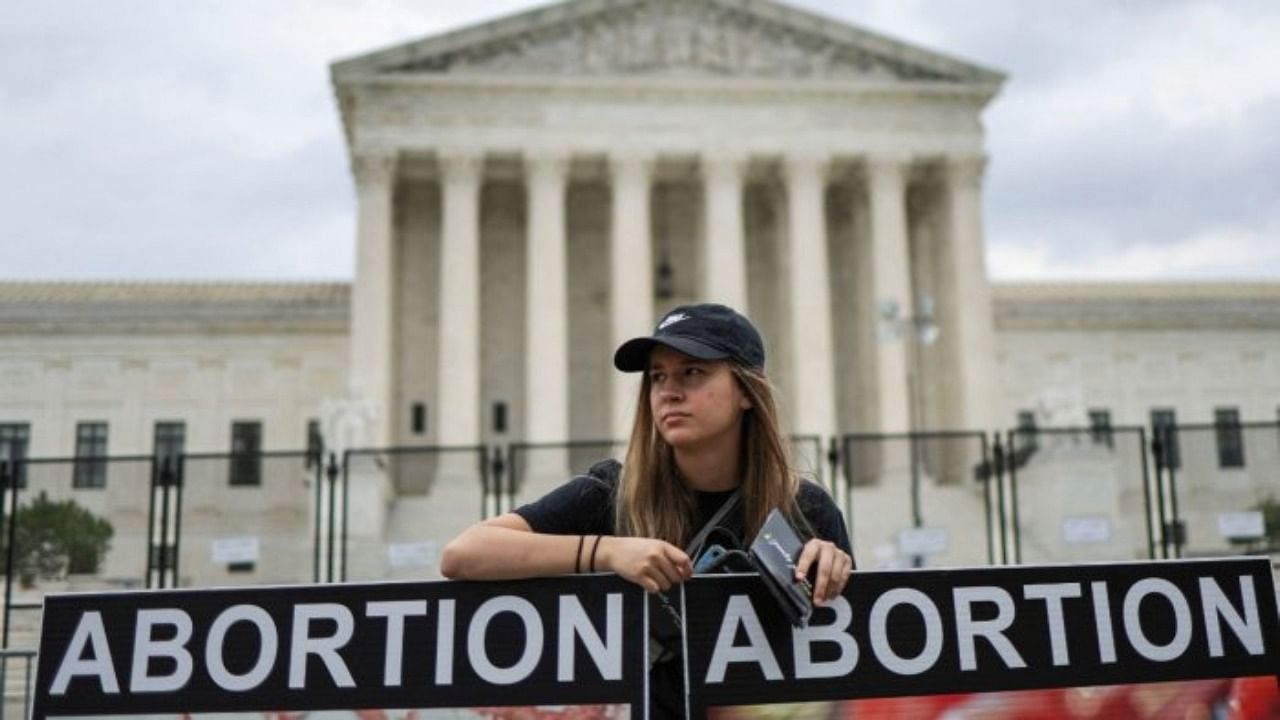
341 446 489 582
33 558 1279 718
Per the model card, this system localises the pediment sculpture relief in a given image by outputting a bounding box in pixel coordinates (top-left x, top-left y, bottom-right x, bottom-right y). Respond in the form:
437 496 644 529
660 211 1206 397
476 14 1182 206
394 0 953 81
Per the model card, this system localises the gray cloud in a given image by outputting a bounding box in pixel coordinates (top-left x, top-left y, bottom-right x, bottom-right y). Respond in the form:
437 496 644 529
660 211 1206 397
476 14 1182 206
2 0 1277 280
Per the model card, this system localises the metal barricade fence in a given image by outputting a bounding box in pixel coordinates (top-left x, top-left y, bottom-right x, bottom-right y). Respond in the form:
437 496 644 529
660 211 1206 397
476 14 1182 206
0 648 35 720
1 456 152 653
1004 426 1155 565
504 439 627 516
1158 421 1280 559
341 445 489 583
2 425 1273 658
504 435 831 520
172 452 320 589
839 431 995 569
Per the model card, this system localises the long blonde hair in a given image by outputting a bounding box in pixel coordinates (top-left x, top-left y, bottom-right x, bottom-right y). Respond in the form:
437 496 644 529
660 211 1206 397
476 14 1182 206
615 362 809 547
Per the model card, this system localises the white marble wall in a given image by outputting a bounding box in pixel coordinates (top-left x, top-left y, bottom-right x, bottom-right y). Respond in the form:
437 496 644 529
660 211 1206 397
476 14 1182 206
0 334 346 457
0 330 347 588
995 329 1280 427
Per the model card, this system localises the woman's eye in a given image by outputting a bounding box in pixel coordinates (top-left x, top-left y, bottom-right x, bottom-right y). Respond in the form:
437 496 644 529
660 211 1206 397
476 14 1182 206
650 372 664 383
685 367 703 376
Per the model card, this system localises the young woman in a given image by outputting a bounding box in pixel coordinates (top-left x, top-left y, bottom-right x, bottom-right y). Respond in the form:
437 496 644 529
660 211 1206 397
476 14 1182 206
441 302 854 598
443 303 852 716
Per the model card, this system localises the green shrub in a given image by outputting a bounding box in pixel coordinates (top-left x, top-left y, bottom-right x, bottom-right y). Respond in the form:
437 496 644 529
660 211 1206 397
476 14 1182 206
1 492 114 588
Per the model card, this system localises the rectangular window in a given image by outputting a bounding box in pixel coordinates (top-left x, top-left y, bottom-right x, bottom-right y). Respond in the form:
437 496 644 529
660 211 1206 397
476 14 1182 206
306 418 323 468
73 422 109 489
1088 408 1114 448
492 401 508 434
229 421 262 486
1014 409 1039 452
1150 408 1180 470
0 423 31 489
1214 407 1245 468
411 403 426 435
153 421 185 486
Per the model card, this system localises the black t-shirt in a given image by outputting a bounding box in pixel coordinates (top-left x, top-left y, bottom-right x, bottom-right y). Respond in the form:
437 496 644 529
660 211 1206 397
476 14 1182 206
514 459 852 718
513 459 853 556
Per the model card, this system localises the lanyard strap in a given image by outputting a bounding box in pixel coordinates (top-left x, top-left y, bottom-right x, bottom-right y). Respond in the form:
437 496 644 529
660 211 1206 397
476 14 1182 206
684 489 742 556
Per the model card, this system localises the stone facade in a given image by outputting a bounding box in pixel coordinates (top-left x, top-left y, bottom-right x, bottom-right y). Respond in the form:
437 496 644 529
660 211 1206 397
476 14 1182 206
3 281 1277 583
0 282 348 458
332 0 1006 456
994 283 1280 426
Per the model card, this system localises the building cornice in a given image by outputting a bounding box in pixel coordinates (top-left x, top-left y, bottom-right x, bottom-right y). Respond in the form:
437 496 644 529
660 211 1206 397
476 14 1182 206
0 281 350 336
993 281 1280 332
334 71 1001 104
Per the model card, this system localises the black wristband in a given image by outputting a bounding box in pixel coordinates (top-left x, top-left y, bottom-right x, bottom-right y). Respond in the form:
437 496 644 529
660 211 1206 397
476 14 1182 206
575 535 586 574
589 535 603 573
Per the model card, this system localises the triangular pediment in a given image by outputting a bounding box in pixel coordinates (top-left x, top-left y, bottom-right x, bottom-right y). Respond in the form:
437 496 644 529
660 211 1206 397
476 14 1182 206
332 0 1003 86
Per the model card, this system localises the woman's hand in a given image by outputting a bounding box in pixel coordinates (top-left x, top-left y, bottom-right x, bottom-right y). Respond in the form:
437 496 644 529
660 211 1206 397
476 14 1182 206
598 537 693 593
795 539 853 605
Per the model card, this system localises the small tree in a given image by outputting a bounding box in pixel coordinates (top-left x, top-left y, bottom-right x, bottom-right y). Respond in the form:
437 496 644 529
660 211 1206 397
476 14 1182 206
1 492 114 588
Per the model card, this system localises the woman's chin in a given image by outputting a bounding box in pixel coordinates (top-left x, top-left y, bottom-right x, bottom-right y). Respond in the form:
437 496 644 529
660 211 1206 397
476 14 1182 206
659 428 700 449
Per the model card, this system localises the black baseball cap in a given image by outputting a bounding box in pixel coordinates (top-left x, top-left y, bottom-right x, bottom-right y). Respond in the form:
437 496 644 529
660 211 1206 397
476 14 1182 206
613 303 766 372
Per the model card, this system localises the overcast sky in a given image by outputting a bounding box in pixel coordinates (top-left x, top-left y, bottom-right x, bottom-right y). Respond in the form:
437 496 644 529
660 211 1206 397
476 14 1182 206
3 0 1278 282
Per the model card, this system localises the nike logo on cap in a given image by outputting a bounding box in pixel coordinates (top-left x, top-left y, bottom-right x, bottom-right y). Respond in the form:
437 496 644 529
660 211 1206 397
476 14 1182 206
658 313 688 330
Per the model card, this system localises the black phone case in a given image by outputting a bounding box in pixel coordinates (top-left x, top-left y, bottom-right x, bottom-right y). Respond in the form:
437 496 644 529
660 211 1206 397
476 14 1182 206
748 508 814 627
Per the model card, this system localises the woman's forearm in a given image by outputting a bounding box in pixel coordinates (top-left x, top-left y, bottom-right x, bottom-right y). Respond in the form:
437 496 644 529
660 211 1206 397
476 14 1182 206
440 522 590 580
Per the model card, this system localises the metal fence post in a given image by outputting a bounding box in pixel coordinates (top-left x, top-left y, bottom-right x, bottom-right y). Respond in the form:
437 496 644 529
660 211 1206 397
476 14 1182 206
991 433 1009 566
980 432 994 566
0 460 9 650
1164 425 1184 559
171 454 185 588
156 457 174 589
506 444 520 516
2 458 20 649
489 446 506 519
340 451 351 583
1137 427 1156 560
145 456 158 589
322 452 338 583
839 436 854 543
311 451 323 583
1151 431 1169 559
825 437 839 494
1007 431 1025 565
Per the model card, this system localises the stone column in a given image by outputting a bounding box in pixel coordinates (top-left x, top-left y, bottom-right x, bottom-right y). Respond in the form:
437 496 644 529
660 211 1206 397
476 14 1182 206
866 154 915 434
941 156 997 431
524 150 570 444
783 153 837 440
348 149 398 447
345 150 398 582
437 150 484 447
701 151 748 308
609 152 654 440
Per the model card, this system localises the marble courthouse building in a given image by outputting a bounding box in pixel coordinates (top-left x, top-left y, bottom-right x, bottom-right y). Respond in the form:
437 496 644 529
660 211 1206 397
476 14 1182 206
331 0 1005 455
2 0 1279 585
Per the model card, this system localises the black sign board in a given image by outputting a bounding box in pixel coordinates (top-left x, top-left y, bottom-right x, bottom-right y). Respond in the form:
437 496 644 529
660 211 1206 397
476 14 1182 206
33 575 648 718
683 557 1279 715
33 558 1278 718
